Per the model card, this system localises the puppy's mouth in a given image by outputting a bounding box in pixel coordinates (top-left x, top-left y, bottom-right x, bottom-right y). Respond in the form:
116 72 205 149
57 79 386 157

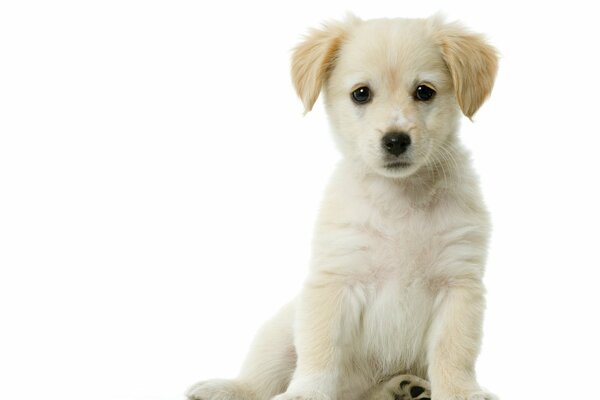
385 161 412 169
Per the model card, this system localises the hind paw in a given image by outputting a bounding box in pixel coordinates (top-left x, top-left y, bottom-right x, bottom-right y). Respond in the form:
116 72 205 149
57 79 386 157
186 379 253 400
370 374 431 400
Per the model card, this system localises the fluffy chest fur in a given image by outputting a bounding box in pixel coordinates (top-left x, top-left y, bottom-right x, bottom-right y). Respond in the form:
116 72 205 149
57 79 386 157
307 155 489 380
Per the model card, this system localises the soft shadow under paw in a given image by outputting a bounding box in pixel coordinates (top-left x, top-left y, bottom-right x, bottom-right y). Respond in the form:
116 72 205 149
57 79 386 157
467 391 498 400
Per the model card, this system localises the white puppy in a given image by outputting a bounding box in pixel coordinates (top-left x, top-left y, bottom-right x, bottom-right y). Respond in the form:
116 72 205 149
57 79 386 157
188 15 498 400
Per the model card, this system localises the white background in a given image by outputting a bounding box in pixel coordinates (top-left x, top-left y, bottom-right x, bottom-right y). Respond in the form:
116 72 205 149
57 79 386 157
1 1 599 399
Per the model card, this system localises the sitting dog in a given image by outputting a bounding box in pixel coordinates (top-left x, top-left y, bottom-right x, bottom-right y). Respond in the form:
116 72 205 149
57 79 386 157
188 14 498 400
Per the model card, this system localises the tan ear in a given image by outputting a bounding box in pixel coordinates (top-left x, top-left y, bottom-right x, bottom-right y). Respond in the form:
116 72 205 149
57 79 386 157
291 17 358 113
433 20 499 119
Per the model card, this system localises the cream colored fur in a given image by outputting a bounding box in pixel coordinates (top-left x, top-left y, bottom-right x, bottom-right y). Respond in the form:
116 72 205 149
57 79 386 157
188 15 498 400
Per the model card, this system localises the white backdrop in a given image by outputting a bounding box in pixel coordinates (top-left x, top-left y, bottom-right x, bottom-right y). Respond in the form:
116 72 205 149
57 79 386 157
1 1 599 399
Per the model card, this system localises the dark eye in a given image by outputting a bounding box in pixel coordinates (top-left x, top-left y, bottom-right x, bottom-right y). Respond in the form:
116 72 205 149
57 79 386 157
414 85 436 101
351 86 371 104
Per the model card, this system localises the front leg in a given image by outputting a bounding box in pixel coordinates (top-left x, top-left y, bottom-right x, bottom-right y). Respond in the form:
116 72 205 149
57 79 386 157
427 281 496 400
273 277 361 400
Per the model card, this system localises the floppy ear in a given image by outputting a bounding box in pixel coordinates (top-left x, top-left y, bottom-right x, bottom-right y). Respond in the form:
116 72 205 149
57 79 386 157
291 17 357 113
433 20 499 119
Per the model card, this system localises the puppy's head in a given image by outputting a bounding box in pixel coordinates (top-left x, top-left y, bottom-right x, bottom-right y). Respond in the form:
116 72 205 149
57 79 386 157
292 16 498 178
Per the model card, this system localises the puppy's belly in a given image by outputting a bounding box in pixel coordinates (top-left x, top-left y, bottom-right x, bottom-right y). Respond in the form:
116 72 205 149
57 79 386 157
357 278 434 376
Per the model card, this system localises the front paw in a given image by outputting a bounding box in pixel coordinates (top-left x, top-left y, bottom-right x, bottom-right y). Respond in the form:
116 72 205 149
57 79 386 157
271 392 331 400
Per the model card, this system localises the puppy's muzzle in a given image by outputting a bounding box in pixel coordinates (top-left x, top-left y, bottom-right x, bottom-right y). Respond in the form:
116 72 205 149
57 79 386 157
382 132 411 156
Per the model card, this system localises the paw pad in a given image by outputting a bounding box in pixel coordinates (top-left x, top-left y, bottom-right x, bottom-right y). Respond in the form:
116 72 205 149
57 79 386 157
409 386 425 398
388 375 431 400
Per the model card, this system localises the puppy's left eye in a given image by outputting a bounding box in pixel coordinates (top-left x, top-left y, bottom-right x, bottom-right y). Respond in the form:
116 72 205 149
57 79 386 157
351 86 372 104
414 85 436 101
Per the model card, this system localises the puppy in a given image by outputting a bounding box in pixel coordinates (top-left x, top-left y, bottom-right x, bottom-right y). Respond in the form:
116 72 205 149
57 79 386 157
188 15 498 400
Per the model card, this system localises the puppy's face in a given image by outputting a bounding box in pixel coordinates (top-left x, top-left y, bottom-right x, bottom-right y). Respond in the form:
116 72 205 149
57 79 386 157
325 19 458 178
292 16 498 178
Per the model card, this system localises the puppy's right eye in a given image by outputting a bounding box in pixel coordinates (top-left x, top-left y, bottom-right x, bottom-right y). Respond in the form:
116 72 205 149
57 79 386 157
351 86 371 104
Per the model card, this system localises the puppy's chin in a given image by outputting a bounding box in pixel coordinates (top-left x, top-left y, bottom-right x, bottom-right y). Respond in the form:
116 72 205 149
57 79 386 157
373 161 421 179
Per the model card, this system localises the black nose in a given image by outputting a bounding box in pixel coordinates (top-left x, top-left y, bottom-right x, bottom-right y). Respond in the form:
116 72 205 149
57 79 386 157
382 132 411 156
